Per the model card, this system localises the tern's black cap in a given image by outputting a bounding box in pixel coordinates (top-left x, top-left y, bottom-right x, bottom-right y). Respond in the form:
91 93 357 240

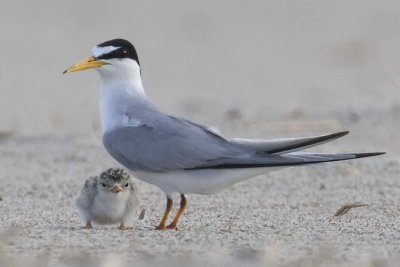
95 38 140 65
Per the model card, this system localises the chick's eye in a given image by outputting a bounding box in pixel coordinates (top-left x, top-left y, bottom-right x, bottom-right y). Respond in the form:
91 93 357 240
125 183 129 187
101 183 106 187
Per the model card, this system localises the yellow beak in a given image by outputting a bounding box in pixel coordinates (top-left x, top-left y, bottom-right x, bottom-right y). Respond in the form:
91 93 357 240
63 56 109 74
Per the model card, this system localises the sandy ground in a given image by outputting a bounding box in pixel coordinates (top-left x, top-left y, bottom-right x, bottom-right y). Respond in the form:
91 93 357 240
1 1 400 266
0 106 398 266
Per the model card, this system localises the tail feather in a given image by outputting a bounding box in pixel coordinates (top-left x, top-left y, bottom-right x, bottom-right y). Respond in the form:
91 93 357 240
189 152 385 169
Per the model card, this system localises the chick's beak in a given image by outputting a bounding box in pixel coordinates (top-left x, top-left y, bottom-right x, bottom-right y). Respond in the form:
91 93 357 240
111 184 123 194
63 56 109 74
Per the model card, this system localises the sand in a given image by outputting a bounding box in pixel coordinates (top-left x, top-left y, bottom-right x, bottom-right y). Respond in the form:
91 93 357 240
0 105 398 266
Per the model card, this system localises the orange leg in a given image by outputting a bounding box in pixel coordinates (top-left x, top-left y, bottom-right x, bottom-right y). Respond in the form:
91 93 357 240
155 197 173 230
167 194 188 230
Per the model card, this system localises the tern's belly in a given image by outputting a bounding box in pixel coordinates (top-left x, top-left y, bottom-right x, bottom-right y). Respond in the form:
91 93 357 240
133 167 282 196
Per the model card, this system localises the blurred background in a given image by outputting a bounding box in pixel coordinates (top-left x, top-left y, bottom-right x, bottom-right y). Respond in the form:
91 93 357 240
1 0 399 139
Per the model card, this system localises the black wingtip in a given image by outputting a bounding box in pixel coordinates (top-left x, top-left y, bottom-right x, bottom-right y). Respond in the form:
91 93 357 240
354 152 386 159
332 131 350 138
62 70 67 74
268 131 350 154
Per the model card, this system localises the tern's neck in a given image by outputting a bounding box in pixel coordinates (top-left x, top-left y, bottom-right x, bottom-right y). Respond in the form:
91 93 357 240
98 61 153 133
100 76 145 98
98 61 146 97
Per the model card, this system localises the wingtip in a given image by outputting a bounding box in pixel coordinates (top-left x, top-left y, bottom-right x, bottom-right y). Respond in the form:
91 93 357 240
334 131 350 138
354 152 386 159
323 131 349 140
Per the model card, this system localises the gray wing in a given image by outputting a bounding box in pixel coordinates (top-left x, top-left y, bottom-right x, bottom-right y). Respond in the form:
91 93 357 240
188 152 384 169
103 113 252 172
76 177 98 210
103 111 384 171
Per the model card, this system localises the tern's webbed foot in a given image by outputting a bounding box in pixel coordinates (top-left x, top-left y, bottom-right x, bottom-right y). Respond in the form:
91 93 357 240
155 224 168 230
155 224 177 230
166 223 178 231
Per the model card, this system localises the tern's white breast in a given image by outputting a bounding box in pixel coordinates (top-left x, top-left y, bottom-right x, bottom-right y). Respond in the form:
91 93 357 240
100 88 129 133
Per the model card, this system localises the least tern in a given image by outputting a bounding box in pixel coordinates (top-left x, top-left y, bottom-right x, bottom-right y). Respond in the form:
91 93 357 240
76 168 138 230
65 39 384 230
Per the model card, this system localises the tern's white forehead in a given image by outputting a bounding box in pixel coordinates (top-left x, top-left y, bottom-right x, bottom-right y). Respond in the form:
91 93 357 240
92 46 120 58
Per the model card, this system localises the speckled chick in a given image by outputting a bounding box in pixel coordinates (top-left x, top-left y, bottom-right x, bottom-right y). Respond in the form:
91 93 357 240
76 168 138 230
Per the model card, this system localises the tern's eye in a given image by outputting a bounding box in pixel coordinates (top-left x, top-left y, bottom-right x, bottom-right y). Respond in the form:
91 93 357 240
124 183 129 187
101 183 106 187
122 50 127 54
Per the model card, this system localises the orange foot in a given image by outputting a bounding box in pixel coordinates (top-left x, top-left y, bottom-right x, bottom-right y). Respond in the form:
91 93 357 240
166 224 178 230
155 224 167 230
82 222 93 229
118 224 132 230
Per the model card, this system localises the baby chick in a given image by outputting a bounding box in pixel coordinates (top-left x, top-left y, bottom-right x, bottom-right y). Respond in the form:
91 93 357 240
76 168 138 230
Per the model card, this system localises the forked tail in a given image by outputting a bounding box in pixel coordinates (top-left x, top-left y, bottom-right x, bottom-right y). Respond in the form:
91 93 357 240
190 152 385 169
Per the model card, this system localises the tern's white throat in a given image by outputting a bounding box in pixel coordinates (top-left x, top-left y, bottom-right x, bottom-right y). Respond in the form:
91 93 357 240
97 58 147 133
97 58 145 95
